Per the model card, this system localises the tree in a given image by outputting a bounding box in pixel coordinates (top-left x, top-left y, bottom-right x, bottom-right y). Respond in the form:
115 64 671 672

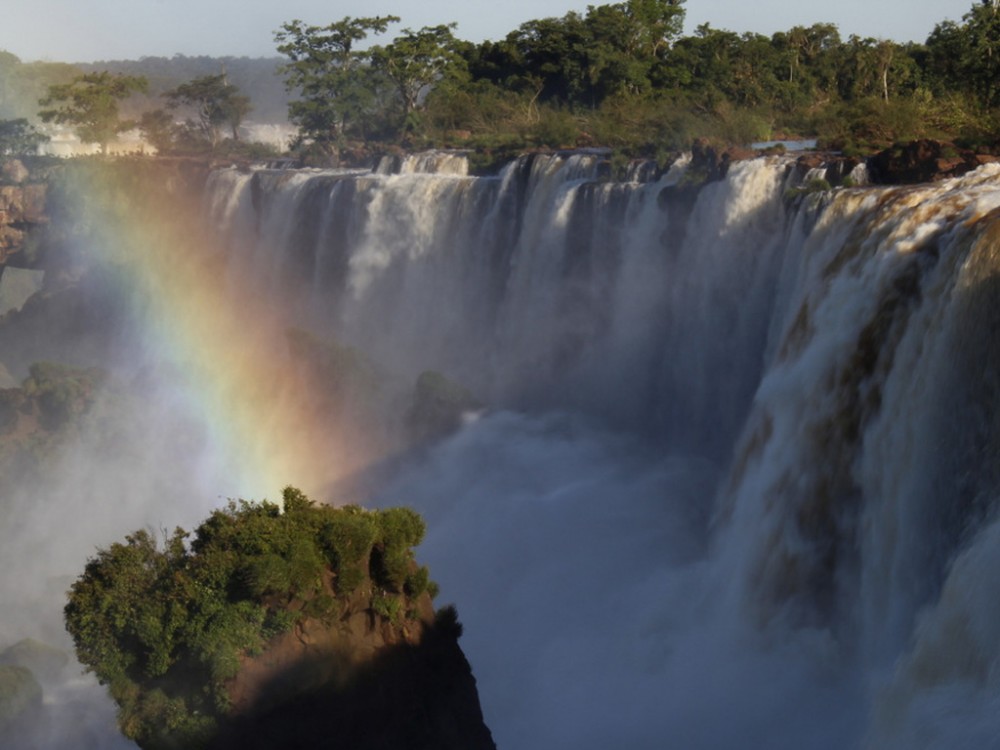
137 109 176 153
465 0 686 111
925 1 1000 107
274 15 400 151
371 24 464 130
38 72 147 154
619 0 686 57
502 13 592 106
164 73 252 147
0 118 48 155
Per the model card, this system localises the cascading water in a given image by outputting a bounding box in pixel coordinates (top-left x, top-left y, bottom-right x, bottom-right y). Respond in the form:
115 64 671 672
199 153 1000 749
4 150 1000 749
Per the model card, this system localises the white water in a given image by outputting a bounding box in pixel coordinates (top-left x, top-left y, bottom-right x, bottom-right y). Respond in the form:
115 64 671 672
199 154 1000 748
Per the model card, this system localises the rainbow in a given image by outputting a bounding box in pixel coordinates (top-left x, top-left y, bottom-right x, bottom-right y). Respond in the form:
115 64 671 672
72 159 359 505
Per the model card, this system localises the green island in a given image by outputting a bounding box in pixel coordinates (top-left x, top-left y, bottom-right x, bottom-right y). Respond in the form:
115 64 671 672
63 487 440 750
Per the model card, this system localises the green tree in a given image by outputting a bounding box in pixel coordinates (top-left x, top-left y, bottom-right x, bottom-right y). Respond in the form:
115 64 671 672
137 109 176 153
38 71 147 153
583 0 686 99
0 118 48 155
611 0 686 58
274 15 400 153
164 73 252 147
502 13 592 106
834 36 918 104
371 24 464 132
926 1 1000 107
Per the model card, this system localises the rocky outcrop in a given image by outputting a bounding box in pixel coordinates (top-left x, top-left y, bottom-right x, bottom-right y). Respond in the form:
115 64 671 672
792 152 865 186
0 159 49 265
689 137 755 183
868 139 1000 184
216 606 495 750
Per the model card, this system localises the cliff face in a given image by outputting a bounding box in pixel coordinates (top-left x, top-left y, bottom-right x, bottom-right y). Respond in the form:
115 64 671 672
0 159 48 266
218 604 495 750
868 139 1000 184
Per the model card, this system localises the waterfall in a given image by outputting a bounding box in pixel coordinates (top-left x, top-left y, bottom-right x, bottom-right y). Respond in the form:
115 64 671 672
3 150 998 749
200 155 1000 748
208 153 793 450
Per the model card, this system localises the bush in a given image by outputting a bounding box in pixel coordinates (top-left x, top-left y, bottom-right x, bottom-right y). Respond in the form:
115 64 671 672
785 176 832 201
371 592 403 626
372 507 426 591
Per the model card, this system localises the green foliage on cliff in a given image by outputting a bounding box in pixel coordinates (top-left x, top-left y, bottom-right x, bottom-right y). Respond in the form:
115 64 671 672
267 1 1000 162
38 72 149 154
274 15 402 154
64 487 436 750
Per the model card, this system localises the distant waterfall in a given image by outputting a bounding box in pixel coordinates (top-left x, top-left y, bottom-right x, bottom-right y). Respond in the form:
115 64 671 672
205 154 1000 749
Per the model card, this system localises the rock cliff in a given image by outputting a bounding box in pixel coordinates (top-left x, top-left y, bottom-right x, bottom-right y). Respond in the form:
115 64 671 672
216 605 495 750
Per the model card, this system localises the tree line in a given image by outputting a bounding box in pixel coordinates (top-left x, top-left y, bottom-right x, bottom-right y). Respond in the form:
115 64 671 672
2 0 999 162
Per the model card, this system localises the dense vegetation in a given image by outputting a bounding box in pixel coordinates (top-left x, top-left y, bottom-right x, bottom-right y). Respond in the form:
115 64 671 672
1 0 999 161
268 0 1000 163
64 487 437 750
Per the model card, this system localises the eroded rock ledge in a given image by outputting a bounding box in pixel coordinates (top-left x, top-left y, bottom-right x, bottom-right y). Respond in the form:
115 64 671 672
217 606 495 750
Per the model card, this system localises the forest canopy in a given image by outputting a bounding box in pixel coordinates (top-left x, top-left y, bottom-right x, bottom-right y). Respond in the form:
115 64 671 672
268 0 1000 161
1 0 999 161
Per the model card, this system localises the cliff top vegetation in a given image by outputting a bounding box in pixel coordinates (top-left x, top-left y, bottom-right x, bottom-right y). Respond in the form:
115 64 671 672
64 487 439 750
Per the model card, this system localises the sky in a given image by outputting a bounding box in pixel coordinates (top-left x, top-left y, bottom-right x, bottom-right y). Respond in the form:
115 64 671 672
0 0 979 63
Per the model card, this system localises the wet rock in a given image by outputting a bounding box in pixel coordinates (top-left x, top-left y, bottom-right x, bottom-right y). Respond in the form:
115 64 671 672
1 160 29 185
689 137 754 183
868 139 998 184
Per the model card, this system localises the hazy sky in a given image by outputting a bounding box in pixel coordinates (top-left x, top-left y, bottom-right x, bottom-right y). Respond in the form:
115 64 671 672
0 0 978 63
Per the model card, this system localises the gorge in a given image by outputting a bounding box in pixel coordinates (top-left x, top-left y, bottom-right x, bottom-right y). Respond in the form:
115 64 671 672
1 148 1000 748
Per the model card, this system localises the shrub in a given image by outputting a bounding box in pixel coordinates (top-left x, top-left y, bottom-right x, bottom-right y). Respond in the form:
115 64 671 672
404 565 434 598
785 176 832 201
371 592 403 626
372 507 426 591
